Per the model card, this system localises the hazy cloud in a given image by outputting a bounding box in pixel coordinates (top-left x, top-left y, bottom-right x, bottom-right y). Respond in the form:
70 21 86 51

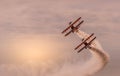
0 0 120 76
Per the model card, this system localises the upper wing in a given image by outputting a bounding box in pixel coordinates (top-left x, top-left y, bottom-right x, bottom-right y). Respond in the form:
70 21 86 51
88 37 96 45
76 20 84 29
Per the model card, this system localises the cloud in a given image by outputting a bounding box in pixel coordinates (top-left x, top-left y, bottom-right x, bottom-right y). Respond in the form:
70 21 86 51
0 0 120 76
0 0 120 35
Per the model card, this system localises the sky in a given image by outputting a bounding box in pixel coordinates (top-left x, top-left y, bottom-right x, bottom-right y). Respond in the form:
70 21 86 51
0 0 120 76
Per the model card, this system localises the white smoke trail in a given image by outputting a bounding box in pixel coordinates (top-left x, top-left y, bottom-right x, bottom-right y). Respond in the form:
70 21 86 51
75 30 109 76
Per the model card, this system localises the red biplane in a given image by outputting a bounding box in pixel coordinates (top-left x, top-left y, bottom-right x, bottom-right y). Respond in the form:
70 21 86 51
75 33 96 53
62 17 96 53
61 17 84 36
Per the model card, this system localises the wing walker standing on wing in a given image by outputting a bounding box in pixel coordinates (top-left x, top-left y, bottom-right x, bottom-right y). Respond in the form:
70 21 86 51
61 17 96 53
